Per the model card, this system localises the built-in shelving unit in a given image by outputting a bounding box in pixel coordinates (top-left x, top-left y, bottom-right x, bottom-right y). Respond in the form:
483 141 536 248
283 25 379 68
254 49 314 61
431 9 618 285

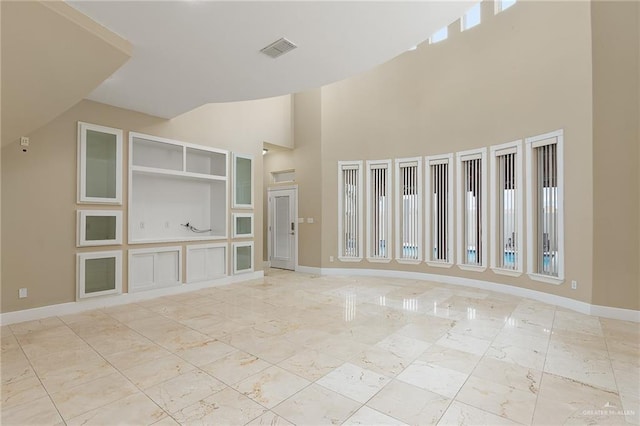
186 243 227 283
129 246 182 292
129 132 228 244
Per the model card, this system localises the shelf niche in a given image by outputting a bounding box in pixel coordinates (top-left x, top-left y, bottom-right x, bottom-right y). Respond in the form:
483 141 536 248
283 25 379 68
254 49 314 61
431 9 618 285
129 133 228 244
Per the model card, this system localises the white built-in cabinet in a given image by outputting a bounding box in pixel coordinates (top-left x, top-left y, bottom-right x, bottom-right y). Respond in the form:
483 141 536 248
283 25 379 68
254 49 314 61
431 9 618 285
129 133 228 244
77 210 122 247
233 242 254 274
232 153 254 209
128 246 182 292
186 243 227 283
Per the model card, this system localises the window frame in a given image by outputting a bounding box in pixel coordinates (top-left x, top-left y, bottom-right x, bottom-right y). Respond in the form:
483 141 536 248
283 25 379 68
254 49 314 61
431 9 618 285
456 148 488 271
489 140 524 276
425 153 454 267
366 159 392 263
338 160 364 262
461 3 482 31
495 0 517 14
429 26 449 44
394 157 423 264
525 129 564 285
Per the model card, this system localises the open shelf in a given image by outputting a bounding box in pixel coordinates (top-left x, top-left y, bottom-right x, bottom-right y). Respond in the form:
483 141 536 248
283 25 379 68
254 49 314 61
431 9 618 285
129 133 228 244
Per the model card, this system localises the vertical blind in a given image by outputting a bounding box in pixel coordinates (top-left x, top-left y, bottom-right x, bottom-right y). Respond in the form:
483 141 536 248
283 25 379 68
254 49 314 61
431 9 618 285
399 163 419 260
430 161 449 262
536 143 558 276
462 157 482 265
369 165 389 259
497 151 517 270
341 166 360 258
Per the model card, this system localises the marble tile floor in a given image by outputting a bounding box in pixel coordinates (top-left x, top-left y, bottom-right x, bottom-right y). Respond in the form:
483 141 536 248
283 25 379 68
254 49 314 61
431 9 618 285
1 269 639 425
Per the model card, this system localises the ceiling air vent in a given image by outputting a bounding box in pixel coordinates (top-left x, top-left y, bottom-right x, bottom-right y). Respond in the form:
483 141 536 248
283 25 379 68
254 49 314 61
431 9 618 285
260 37 297 58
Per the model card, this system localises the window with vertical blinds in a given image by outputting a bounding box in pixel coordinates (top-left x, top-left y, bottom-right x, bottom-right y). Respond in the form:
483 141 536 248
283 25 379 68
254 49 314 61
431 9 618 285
395 158 422 262
338 161 363 261
456 149 487 269
426 154 453 265
490 141 523 275
526 130 564 283
366 160 392 261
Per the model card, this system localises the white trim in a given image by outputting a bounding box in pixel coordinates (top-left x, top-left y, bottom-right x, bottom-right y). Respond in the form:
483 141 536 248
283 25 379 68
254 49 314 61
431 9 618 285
233 241 255 274
77 122 123 205
491 267 523 278
527 273 563 286
337 160 363 261
458 264 486 273
232 213 254 238
395 157 423 262
525 129 564 282
295 265 322 275
366 159 392 262
232 152 254 209
425 153 454 265
77 210 123 247
128 246 183 293
186 242 227 283
426 261 454 269
1 272 264 326
489 140 523 274
300 267 640 323
456 148 487 270
77 250 122 300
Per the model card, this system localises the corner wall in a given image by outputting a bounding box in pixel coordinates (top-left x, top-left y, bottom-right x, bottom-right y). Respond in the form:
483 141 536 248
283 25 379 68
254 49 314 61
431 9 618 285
591 1 640 310
1 95 292 313
263 90 323 268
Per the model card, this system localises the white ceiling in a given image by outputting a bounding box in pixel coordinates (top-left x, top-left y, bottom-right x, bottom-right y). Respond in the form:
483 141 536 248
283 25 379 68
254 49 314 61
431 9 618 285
68 1 475 119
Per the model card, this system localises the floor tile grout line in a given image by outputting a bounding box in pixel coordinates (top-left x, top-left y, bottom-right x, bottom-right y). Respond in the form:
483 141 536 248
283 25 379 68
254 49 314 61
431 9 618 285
530 305 558 426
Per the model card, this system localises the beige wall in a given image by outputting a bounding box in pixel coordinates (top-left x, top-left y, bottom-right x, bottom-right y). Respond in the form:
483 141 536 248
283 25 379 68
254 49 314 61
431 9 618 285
265 1 604 305
1 95 292 313
591 1 640 310
263 90 323 267
318 1 594 303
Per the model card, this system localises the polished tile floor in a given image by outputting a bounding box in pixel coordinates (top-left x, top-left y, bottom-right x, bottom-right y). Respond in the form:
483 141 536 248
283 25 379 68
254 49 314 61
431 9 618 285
2 270 639 425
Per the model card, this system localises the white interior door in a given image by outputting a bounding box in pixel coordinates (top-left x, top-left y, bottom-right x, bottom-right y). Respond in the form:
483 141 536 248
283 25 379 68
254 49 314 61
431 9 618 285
269 188 297 270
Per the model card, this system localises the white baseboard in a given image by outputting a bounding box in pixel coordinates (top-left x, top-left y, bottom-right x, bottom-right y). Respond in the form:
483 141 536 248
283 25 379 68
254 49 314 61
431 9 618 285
0 271 264 326
295 265 322 275
306 266 640 323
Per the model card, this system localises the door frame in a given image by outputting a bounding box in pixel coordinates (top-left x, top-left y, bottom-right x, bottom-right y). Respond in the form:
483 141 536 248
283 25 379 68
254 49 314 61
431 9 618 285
267 185 299 271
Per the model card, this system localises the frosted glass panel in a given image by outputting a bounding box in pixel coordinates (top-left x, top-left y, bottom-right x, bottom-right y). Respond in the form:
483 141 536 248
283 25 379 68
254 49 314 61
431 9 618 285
85 257 116 294
86 130 117 199
85 216 117 241
235 156 252 206
236 246 252 271
236 216 252 235
275 196 290 258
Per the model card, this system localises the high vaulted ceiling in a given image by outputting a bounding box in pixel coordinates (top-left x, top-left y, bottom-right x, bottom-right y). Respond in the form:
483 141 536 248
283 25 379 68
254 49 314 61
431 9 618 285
68 1 476 119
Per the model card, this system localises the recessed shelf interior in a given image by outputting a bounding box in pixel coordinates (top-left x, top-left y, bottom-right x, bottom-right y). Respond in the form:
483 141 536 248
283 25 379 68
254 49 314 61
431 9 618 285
186 147 226 176
132 137 183 171
129 134 228 244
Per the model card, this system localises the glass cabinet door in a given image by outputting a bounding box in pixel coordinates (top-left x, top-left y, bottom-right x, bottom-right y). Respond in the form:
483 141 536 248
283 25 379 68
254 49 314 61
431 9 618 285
233 153 253 208
77 251 122 299
77 210 122 247
233 242 254 274
78 122 123 204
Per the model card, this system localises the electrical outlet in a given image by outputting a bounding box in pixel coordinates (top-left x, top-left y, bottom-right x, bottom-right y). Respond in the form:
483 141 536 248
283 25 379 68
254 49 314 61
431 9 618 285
19 288 27 298
20 137 29 147
164 221 170 228
571 280 577 290
329 256 334 262
139 222 145 229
